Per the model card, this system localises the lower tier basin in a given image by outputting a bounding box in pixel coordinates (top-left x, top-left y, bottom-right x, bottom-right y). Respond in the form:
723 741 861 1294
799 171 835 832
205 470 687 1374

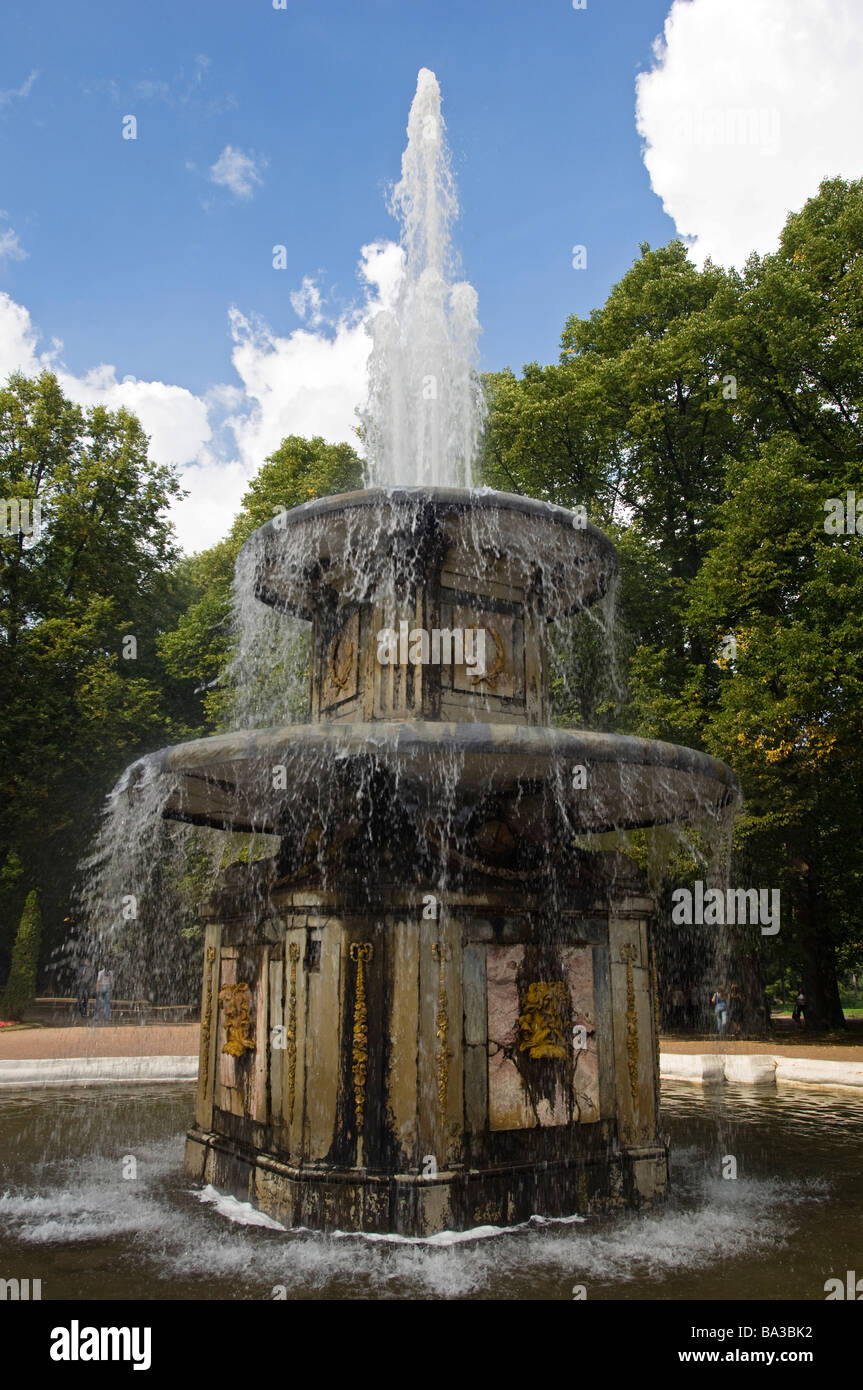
121 722 739 834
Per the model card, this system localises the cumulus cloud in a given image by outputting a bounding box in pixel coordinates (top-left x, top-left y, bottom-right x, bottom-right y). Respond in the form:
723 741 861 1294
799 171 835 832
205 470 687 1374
208 145 266 199
0 240 404 554
0 214 27 262
0 291 48 379
636 0 863 265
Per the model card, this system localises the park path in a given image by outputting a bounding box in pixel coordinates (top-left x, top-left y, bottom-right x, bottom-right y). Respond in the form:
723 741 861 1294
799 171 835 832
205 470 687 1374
660 1037 863 1062
1 1023 861 1062
0 1024 199 1059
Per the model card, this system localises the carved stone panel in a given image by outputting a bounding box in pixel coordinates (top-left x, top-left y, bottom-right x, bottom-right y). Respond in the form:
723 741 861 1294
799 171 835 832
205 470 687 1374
320 610 360 710
487 943 600 1130
451 606 521 701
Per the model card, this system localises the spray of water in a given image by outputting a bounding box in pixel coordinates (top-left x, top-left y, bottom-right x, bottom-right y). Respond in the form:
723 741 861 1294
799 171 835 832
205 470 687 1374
361 68 487 489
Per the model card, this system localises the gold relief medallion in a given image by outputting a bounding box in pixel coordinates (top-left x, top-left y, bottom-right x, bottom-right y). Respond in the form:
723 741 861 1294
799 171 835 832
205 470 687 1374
471 623 506 689
518 981 569 1060
218 981 256 1057
328 630 353 690
323 612 359 705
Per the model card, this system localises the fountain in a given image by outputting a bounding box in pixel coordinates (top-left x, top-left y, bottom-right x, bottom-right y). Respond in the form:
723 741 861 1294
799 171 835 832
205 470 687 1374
111 70 738 1236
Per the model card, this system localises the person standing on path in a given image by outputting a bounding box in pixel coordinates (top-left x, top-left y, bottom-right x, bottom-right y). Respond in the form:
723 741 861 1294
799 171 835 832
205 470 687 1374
729 982 743 1037
688 983 701 1030
95 967 113 1022
76 964 91 1019
671 985 686 1028
711 989 728 1035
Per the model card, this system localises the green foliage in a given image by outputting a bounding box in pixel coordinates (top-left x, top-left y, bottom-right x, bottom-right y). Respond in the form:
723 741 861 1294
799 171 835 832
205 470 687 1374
0 372 189 976
0 889 42 1020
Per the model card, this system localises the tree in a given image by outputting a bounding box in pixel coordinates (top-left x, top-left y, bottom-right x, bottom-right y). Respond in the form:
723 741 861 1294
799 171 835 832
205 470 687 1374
0 372 187 978
0 889 42 1020
635 180 863 1028
478 196 863 1031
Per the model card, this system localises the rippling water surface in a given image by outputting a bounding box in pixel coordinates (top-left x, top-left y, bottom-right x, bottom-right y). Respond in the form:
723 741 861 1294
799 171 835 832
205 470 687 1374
1 1082 859 1301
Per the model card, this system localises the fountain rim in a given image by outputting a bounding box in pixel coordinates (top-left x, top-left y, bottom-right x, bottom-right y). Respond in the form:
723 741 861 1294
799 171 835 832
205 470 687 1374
243 485 619 620
119 720 741 835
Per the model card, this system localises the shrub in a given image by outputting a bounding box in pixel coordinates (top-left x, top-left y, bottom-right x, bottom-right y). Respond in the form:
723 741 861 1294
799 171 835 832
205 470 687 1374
0 890 42 1021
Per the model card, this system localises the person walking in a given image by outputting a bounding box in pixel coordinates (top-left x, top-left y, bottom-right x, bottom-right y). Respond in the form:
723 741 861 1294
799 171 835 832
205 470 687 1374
711 989 728 1036
95 967 113 1022
792 988 806 1028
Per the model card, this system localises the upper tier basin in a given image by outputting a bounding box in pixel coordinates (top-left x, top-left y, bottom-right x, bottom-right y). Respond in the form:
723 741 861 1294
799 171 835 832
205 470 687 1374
250 486 618 621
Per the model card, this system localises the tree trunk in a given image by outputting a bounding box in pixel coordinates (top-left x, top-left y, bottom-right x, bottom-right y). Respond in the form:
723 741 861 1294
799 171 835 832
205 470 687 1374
792 852 845 1030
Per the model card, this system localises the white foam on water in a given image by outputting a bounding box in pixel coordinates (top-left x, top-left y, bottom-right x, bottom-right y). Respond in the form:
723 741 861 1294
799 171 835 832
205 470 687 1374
332 1211 586 1246
196 1185 286 1229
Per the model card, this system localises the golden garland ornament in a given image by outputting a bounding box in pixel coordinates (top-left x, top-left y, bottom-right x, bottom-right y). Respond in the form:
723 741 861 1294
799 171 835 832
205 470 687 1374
620 944 639 1110
349 942 374 1138
286 942 300 1125
200 945 217 1084
431 941 451 1130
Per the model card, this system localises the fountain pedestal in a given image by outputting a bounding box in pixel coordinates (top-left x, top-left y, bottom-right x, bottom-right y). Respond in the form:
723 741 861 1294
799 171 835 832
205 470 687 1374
185 852 667 1234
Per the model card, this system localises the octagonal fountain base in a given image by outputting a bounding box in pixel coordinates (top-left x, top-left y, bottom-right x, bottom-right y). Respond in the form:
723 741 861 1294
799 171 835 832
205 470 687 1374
184 849 669 1237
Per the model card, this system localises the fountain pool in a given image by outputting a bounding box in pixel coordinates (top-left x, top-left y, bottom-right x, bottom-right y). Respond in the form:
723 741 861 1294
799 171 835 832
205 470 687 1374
0 1080 858 1301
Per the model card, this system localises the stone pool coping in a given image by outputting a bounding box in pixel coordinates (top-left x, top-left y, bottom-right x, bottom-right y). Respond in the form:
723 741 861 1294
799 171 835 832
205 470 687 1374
660 1052 863 1089
1 1030 861 1089
0 1055 197 1086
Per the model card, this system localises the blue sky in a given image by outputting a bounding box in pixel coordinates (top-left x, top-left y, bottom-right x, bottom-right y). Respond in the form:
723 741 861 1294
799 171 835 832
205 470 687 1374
2 0 861 549
2 0 676 388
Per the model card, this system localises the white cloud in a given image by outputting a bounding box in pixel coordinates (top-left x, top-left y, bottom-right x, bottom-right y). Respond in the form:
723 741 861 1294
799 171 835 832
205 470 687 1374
0 240 404 554
63 366 212 470
222 243 403 484
636 0 863 266
0 213 28 262
289 276 324 326
0 69 39 107
208 145 266 200
0 292 48 379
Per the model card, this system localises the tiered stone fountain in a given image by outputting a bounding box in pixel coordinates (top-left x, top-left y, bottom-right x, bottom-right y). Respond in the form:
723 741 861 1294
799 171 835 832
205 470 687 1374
117 70 738 1236
141 484 733 1235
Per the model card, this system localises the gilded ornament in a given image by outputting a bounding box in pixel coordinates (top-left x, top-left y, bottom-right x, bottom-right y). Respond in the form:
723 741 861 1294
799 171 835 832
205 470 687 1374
286 941 300 1125
218 981 256 1057
518 981 569 1060
620 944 639 1108
431 941 451 1127
650 941 661 1083
470 623 506 689
327 628 354 692
349 942 373 1135
200 945 217 1082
